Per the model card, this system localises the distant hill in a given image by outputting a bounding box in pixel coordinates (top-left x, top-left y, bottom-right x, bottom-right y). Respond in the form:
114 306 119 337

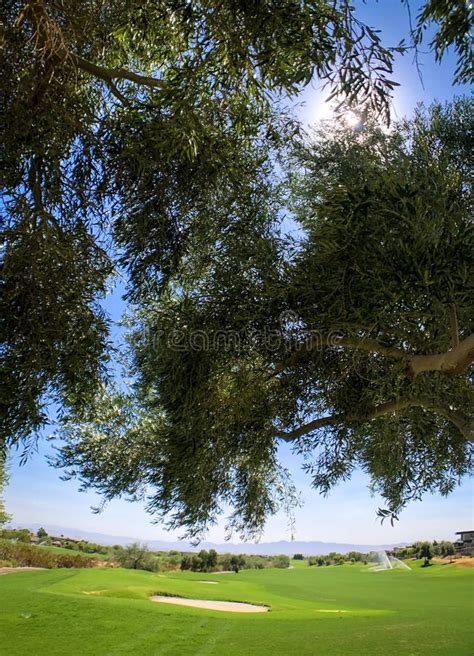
9 522 406 555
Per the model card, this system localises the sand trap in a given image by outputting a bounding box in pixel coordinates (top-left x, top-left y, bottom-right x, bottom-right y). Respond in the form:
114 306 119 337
196 580 218 584
151 595 268 613
213 570 235 574
317 609 349 613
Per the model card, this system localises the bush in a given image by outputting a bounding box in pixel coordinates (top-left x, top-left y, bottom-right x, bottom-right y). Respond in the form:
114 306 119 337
0 528 32 543
272 554 290 569
293 554 304 560
0 540 96 568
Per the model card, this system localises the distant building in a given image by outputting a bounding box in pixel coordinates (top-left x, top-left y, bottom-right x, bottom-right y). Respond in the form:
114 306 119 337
454 530 474 555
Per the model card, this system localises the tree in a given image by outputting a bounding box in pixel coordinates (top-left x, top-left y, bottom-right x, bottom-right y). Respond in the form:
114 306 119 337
441 541 455 558
293 553 304 560
180 555 192 571
207 549 218 570
417 542 433 567
0 455 11 527
0 0 405 452
230 555 246 573
436 540 455 557
55 98 473 540
115 542 153 570
37 527 48 539
1 0 471 453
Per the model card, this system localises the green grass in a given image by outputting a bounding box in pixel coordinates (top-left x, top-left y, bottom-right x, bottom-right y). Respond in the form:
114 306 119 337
1 560 473 655
35 544 104 559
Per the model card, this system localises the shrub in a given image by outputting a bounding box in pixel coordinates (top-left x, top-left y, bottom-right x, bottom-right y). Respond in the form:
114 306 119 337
0 528 32 543
0 540 96 568
272 555 290 569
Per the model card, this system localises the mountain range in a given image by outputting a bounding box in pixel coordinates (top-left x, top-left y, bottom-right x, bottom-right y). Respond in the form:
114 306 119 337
10 522 407 555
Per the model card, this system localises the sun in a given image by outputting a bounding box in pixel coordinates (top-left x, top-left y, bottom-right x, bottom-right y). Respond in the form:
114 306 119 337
309 94 365 130
343 110 363 128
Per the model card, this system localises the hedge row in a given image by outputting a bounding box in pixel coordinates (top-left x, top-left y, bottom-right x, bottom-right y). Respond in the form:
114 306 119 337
0 540 97 569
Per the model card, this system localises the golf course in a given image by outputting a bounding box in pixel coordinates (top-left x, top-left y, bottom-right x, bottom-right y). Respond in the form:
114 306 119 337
1 559 472 655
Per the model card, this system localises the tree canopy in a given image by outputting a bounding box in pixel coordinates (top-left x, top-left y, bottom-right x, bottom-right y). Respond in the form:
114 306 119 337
55 98 473 539
1 2 473 539
1 0 472 450
1 0 405 449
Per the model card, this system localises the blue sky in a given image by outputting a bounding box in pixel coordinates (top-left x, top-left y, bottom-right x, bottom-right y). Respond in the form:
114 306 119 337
4 1 473 546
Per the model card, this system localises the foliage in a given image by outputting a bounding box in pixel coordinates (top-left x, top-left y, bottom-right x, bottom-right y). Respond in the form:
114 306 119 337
407 0 473 84
2 3 473 538
0 539 96 568
55 98 474 537
229 555 246 573
180 549 219 573
36 527 47 539
432 540 455 557
416 541 433 566
293 553 304 560
0 528 31 543
180 550 286 573
309 552 353 566
0 0 409 452
0 456 10 527
272 554 291 569
114 542 155 571
409 539 457 561
1 0 471 452
285 97 474 521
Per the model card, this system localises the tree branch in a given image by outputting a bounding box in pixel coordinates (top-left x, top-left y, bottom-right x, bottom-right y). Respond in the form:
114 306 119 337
71 54 164 91
408 334 474 377
271 333 406 377
450 304 460 348
22 1 164 98
272 332 474 379
28 156 44 215
276 398 473 442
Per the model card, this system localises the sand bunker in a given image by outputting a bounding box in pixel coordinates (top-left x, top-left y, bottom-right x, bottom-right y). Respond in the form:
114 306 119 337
316 609 349 613
213 570 235 574
151 595 268 613
196 581 218 584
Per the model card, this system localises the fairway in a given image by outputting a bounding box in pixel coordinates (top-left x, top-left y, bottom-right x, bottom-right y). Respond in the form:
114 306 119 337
1 561 473 655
